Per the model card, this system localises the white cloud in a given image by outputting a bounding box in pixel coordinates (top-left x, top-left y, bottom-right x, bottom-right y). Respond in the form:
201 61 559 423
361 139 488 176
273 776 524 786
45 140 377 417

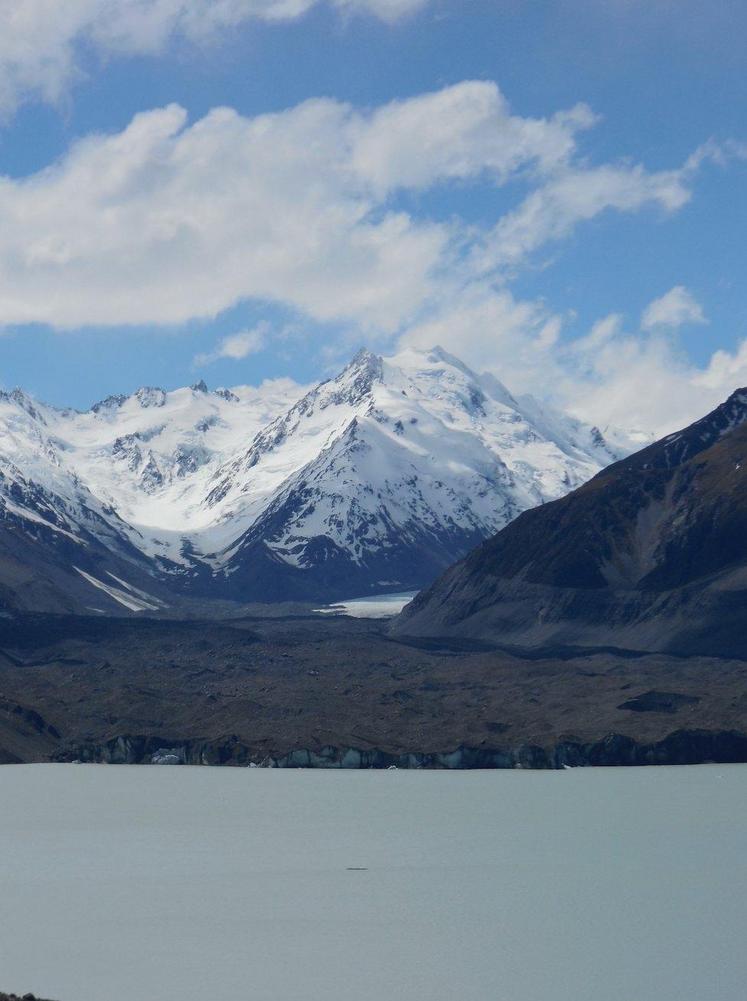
0 76 730 436
0 97 448 331
570 313 624 357
0 0 429 116
350 84 597 196
194 324 267 366
398 279 746 440
399 283 572 396
561 327 747 438
0 81 702 339
474 164 691 272
640 285 707 330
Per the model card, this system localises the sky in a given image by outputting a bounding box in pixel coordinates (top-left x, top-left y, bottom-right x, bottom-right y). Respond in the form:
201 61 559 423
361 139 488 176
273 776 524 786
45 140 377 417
0 0 746 435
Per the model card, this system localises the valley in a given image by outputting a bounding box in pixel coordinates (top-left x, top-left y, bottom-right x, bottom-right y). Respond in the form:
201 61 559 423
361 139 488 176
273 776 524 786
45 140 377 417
1 610 745 768
1 375 746 771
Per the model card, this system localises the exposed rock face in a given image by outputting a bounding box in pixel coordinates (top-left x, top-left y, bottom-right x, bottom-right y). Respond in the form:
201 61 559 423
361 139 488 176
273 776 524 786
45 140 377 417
393 389 747 658
57 729 747 769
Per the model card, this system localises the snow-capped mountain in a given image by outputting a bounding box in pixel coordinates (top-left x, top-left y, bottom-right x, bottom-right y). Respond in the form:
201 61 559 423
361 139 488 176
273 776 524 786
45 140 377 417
0 347 646 612
393 388 747 657
0 378 302 612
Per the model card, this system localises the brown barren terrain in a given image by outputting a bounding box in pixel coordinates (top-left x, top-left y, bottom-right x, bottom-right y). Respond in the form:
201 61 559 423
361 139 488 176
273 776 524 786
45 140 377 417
0 613 745 767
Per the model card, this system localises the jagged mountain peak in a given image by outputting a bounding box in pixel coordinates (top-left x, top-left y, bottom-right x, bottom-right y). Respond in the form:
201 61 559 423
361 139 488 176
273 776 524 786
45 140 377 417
348 346 382 368
329 347 384 403
0 386 49 424
0 345 645 611
196 345 642 599
134 386 167 409
90 393 128 414
89 385 168 414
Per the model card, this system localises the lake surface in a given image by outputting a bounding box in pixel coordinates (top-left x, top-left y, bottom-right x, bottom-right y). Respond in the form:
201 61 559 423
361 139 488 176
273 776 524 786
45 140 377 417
315 590 418 617
1 765 746 1001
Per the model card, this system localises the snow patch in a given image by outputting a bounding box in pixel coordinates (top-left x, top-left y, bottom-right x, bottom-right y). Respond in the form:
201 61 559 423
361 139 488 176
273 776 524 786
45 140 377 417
74 567 162 612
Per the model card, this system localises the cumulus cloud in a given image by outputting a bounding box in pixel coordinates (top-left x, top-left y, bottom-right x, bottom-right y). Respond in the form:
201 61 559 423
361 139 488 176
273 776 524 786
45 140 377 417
0 74 730 435
194 324 267 366
562 324 746 438
640 285 707 330
0 97 448 331
0 81 702 338
399 284 561 389
0 0 429 116
474 164 691 272
399 279 741 440
350 86 597 196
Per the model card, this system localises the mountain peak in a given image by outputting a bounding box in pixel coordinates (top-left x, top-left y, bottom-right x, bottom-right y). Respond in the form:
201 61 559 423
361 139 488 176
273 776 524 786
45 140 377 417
3 387 45 422
391 343 475 372
426 344 476 371
0 341 644 613
134 386 167 409
191 379 209 394
720 386 747 418
347 347 383 371
91 393 127 414
215 387 239 403
333 348 383 402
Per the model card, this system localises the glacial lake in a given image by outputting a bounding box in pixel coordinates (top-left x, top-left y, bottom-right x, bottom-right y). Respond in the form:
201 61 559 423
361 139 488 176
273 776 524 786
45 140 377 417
315 590 418 618
1 764 746 1001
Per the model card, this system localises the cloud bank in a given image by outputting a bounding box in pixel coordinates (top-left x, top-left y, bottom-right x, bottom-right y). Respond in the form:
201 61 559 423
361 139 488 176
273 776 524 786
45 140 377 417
0 81 693 334
0 0 429 116
0 77 739 435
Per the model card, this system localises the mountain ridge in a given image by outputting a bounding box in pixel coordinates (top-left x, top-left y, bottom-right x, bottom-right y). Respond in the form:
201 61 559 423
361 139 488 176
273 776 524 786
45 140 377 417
393 388 747 657
0 346 642 612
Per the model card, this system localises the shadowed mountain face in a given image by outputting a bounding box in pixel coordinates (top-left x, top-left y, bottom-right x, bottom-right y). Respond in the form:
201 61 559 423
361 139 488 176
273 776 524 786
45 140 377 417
393 390 747 658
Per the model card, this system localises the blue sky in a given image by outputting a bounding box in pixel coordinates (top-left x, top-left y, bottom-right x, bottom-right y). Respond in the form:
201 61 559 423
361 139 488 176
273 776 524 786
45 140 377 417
0 0 745 433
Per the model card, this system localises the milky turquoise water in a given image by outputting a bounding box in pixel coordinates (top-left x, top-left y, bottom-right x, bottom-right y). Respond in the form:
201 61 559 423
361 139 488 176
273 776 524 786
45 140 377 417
1 764 745 1001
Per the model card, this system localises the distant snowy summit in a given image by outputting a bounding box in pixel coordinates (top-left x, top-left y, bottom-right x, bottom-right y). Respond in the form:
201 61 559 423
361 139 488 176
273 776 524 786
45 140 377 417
0 346 646 613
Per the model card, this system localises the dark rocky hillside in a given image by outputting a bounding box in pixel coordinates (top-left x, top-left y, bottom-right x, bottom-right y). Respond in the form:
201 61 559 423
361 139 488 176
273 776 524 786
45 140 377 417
0 612 746 768
393 389 747 657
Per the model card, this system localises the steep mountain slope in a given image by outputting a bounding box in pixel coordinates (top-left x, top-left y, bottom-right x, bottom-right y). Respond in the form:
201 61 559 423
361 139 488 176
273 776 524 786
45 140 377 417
393 390 747 657
194 347 637 600
0 389 173 614
0 379 302 612
44 377 305 566
0 347 640 610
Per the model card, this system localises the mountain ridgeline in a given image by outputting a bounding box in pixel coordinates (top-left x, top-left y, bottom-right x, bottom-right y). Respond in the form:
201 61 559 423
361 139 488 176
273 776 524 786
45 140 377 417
0 347 637 614
393 389 747 658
